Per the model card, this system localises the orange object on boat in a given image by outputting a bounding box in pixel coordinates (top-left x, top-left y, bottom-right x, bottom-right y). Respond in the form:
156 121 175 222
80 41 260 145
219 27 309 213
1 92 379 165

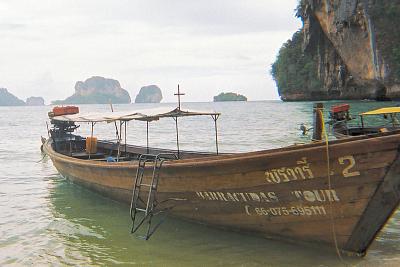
52 106 79 116
331 104 350 113
86 137 98 154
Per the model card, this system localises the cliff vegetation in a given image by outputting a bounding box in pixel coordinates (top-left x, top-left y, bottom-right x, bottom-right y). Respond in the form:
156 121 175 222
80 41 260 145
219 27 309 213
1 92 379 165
271 30 322 100
272 0 400 101
370 1 400 82
213 92 247 102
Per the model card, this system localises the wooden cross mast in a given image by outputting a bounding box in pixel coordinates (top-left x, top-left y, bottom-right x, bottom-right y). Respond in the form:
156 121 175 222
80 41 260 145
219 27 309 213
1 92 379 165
174 84 185 110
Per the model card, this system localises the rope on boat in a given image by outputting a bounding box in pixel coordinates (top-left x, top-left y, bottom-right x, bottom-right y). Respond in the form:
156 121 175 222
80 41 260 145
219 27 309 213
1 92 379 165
319 109 345 263
36 153 47 163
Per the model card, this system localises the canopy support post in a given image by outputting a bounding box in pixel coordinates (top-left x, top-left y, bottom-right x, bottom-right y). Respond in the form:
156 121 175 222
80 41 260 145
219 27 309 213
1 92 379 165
174 84 185 111
89 122 94 159
174 117 180 159
391 114 395 127
117 121 122 162
211 114 220 155
109 102 120 140
361 115 364 129
146 121 149 154
125 121 127 155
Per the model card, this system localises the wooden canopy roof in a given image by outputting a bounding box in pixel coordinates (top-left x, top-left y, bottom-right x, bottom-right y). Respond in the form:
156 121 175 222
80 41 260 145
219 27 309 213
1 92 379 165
51 107 220 123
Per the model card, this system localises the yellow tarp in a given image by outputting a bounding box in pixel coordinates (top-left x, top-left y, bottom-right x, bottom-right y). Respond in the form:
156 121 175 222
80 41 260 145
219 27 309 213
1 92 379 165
361 107 400 116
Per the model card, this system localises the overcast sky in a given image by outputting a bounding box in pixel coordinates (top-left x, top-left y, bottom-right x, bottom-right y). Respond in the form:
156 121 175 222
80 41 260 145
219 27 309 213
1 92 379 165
0 0 301 103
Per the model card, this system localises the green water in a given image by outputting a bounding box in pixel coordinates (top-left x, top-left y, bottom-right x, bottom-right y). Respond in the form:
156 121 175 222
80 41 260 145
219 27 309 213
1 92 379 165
1 101 400 266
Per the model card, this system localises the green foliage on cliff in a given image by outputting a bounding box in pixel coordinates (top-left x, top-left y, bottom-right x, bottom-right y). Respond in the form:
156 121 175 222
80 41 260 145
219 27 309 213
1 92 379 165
271 30 322 97
371 1 400 81
213 92 247 102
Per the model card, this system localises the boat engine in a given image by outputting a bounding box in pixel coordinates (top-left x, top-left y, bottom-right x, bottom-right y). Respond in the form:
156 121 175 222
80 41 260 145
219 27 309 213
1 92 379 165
48 106 80 139
329 104 351 123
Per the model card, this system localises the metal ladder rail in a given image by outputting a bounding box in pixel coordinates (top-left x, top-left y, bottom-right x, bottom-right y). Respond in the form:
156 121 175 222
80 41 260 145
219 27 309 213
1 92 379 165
140 152 178 212
130 154 167 239
130 153 180 239
129 154 149 233
141 157 165 239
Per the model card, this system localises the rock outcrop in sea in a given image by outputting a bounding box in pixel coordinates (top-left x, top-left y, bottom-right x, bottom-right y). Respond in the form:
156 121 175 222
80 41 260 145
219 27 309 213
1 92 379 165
53 76 131 104
272 0 400 101
0 88 25 106
135 85 163 103
26 96 45 106
213 92 247 102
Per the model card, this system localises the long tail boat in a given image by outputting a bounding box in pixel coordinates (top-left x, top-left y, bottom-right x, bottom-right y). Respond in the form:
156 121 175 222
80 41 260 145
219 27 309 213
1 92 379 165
330 104 400 138
42 103 400 257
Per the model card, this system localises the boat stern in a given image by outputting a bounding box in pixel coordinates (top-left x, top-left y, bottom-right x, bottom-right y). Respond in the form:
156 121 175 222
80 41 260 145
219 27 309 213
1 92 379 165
344 148 400 255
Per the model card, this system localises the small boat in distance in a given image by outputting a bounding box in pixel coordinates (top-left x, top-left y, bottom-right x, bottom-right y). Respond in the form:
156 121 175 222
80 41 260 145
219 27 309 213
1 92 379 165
330 105 400 138
42 100 400 257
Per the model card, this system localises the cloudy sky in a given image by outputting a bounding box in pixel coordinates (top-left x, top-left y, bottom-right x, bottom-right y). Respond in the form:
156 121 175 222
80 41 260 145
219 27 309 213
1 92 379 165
0 0 301 103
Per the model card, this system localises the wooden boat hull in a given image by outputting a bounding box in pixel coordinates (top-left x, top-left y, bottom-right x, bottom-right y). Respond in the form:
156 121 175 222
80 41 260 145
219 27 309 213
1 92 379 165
43 132 400 256
332 125 389 139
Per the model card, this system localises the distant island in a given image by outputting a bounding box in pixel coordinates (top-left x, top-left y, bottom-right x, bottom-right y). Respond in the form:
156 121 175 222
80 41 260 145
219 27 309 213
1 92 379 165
0 88 46 106
52 76 131 104
26 96 45 106
135 85 163 103
0 88 26 106
213 92 247 102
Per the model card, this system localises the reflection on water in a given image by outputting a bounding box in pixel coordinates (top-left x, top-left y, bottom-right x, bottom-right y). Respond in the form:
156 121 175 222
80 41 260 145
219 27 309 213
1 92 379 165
1 101 400 266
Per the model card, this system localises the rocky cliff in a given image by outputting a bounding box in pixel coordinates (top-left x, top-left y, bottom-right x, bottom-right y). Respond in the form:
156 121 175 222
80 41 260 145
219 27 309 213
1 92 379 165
53 76 131 104
135 85 163 103
26 96 45 106
0 88 25 106
272 0 400 101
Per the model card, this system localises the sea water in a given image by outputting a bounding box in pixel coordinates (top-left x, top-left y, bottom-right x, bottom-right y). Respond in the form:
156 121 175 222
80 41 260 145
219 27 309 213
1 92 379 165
0 100 399 266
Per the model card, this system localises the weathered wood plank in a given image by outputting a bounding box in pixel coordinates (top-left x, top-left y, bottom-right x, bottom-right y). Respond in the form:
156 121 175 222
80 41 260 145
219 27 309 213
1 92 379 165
344 152 400 255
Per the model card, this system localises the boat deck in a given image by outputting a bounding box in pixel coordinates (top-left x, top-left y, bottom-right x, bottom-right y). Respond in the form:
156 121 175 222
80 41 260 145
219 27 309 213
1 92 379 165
53 136 223 162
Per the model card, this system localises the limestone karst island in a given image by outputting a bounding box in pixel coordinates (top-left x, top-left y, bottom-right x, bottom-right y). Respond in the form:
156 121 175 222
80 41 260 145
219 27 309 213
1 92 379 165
272 0 400 101
213 92 247 102
135 85 163 103
0 88 45 106
0 88 25 106
52 76 131 104
26 97 45 106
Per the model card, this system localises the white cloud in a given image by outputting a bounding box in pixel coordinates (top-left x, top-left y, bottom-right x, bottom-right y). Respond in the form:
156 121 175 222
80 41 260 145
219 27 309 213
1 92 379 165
0 0 301 102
